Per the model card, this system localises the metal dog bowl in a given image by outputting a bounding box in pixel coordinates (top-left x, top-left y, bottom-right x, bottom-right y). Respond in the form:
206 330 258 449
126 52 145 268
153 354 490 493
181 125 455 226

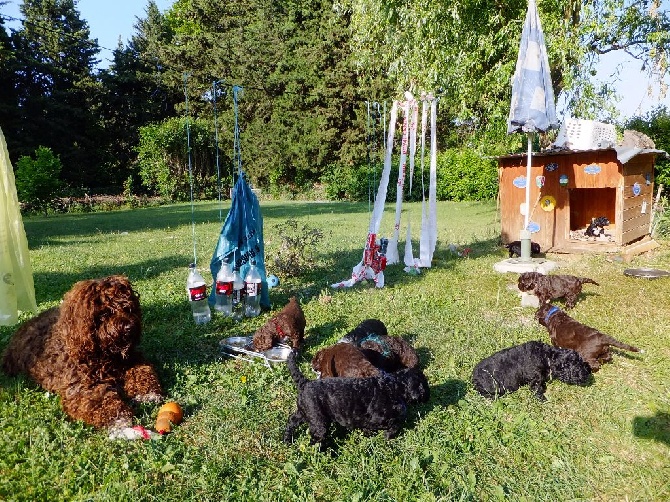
220 336 253 352
263 346 291 364
624 268 670 279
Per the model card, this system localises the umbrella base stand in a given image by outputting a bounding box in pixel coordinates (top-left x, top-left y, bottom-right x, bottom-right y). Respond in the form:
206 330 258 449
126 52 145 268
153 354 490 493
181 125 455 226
493 257 558 275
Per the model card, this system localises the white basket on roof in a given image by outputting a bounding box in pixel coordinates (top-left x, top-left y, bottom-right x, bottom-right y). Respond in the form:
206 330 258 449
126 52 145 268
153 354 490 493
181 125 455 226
553 118 616 150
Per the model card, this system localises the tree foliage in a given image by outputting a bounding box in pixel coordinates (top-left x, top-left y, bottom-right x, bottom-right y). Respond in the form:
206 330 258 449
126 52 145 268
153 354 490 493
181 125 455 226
0 0 668 201
347 0 670 152
14 146 63 213
9 0 105 189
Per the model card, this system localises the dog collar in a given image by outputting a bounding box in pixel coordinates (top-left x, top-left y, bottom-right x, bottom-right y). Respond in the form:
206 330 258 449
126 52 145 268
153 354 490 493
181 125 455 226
360 333 391 356
543 306 560 324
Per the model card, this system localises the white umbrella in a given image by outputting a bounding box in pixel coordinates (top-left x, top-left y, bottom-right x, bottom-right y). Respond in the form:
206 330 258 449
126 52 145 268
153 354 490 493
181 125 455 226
507 0 559 259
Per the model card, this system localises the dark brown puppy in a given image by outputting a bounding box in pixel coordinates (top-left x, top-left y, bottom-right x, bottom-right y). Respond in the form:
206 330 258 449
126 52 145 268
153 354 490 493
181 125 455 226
536 303 641 372
518 272 598 308
2 275 163 428
339 319 420 372
253 296 306 351
311 343 381 378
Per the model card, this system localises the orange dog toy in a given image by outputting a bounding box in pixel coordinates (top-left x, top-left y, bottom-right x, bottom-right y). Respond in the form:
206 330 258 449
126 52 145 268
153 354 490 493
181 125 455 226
155 401 184 434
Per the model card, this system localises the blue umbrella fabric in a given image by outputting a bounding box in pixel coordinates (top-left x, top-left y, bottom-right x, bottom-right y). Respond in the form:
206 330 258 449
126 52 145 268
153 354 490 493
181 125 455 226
209 173 270 309
507 0 559 134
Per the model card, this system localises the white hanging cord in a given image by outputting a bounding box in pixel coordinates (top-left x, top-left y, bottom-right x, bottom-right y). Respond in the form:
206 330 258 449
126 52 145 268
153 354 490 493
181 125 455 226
183 72 198 266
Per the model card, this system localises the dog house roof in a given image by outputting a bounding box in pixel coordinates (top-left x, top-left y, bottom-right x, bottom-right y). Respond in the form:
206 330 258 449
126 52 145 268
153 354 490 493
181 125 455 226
497 147 668 165
495 146 670 164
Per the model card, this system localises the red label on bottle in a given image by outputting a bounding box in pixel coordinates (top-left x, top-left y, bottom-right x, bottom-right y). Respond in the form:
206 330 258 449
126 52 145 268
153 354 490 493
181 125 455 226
216 281 233 295
189 284 207 301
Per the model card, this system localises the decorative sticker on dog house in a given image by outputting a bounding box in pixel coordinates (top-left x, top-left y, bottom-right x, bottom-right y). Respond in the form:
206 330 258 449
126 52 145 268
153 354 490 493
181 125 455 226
646 172 651 185
545 162 558 172
559 174 569 186
526 221 540 233
513 175 527 189
632 182 641 196
584 164 601 175
540 195 556 212
536 175 545 188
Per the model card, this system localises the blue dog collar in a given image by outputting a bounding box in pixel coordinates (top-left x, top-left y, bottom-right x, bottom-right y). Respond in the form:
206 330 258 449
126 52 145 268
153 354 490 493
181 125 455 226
543 306 560 324
360 333 391 356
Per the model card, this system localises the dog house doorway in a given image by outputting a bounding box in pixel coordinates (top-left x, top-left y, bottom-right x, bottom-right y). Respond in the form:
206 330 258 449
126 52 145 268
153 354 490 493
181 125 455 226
569 188 616 236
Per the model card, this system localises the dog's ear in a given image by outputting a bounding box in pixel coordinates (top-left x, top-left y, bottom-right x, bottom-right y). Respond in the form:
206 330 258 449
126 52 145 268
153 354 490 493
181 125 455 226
58 279 102 356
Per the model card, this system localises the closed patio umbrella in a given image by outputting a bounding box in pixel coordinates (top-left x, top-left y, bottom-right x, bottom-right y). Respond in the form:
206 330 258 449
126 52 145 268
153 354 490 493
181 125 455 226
507 0 559 260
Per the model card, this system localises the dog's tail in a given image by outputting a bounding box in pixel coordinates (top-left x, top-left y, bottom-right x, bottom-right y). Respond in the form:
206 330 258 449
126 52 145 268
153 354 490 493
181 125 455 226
286 350 309 390
578 277 599 286
602 334 641 353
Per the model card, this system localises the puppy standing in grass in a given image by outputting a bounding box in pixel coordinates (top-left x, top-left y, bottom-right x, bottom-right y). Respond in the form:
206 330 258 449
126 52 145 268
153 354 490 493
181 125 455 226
518 272 598 308
284 350 429 449
536 303 641 371
472 341 591 401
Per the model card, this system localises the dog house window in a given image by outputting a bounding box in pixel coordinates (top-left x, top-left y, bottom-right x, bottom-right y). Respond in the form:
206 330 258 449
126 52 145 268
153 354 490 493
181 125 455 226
569 188 616 231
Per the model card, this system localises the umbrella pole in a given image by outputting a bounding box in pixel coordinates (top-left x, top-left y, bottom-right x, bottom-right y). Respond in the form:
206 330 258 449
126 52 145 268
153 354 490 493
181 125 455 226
520 133 533 261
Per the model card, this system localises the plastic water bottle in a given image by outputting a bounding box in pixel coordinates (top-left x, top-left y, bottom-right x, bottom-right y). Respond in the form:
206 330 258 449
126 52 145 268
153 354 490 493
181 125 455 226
244 261 262 317
214 261 234 316
186 264 211 324
231 267 245 322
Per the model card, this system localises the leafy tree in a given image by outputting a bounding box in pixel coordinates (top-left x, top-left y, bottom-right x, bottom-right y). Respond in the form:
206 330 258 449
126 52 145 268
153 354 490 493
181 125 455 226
625 105 670 186
10 0 105 189
151 0 388 192
347 0 670 153
98 1 180 190
0 11 20 152
14 146 64 214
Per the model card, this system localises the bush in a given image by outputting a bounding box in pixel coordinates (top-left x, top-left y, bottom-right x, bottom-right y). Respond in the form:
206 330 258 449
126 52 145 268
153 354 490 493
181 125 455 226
322 148 498 202
137 117 221 201
15 146 64 214
271 219 325 277
436 148 498 201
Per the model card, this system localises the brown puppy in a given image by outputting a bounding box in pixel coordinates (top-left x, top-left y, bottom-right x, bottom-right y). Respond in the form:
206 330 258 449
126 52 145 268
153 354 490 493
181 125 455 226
311 343 381 378
2 275 163 428
536 303 641 371
253 296 306 351
339 319 420 372
518 272 598 308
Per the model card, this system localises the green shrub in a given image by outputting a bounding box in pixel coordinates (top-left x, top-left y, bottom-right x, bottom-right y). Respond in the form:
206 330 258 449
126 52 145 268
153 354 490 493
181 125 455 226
322 148 498 202
271 219 325 277
436 148 498 201
137 117 219 201
15 146 64 214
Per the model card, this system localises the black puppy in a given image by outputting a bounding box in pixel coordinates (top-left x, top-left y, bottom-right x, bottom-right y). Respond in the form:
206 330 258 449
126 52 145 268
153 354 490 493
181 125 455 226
284 350 430 448
506 240 541 258
585 216 610 237
472 341 591 401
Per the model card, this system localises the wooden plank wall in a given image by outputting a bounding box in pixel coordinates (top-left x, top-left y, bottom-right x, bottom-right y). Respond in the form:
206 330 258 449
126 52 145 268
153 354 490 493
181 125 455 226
621 154 655 245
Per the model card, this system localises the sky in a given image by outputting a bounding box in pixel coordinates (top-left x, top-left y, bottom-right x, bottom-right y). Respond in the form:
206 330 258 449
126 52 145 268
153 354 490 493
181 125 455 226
1 0 669 120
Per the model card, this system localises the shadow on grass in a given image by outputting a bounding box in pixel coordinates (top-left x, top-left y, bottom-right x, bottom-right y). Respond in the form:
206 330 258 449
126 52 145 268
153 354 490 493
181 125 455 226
22 201 370 248
632 412 670 446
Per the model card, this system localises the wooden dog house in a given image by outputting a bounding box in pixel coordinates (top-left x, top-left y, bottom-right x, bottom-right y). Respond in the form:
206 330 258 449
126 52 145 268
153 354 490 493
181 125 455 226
498 147 666 255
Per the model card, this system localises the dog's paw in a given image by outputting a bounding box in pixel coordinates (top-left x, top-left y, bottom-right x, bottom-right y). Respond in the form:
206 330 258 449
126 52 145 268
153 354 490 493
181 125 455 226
132 392 164 404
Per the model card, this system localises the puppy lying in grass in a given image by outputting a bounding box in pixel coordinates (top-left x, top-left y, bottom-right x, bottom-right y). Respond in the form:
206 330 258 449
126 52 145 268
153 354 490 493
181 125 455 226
472 340 591 401
284 350 429 449
505 240 541 258
518 271 598 308
536 303 641 372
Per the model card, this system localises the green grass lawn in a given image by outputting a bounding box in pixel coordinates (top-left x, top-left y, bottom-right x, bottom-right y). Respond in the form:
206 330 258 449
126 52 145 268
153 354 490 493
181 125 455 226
1 200 669 501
